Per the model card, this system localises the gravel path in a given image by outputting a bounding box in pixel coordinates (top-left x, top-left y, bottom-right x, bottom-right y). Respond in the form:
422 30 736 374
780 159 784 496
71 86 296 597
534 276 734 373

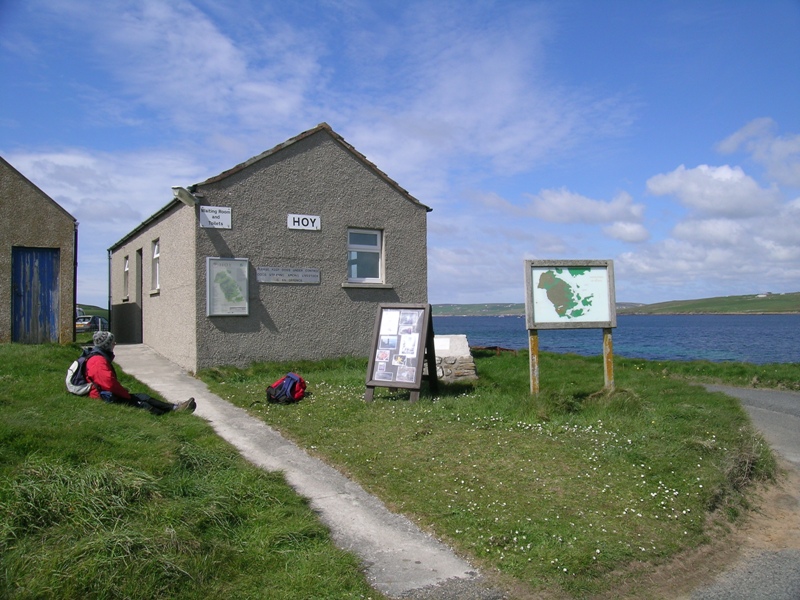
689 385 800 600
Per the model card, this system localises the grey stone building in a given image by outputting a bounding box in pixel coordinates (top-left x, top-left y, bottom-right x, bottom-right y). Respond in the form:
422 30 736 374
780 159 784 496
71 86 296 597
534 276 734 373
109 123 431 372
1 156 78 344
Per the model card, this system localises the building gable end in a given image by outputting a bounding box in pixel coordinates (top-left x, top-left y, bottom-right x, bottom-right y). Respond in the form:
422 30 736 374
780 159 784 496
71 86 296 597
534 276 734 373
198 124 432 213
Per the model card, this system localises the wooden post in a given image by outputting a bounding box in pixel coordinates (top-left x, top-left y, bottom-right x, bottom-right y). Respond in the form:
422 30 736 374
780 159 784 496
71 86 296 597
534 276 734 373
603 327 614 391
529 329 540 395
424 322 439 397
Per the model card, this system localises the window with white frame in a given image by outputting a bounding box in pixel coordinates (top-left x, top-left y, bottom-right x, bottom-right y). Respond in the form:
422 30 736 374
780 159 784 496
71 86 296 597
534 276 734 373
151 239 160 291
123 256 129 298
347 228 382 283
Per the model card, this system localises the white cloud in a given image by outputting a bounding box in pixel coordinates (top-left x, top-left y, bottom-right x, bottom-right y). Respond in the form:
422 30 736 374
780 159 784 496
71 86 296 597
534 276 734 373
769 197 800 245
5 147 208 305
614 197 800 302
16 0 637 214
526 189 644 224
469 191 525 215
6 3 797 308
752 237 800 262
717 117 800 187
7 149 204 227
646 164 779 217
27 0 324 141
671 218 745 245
716 117 774 154
330 3 635 196
427 243 524 304
603 222 650 243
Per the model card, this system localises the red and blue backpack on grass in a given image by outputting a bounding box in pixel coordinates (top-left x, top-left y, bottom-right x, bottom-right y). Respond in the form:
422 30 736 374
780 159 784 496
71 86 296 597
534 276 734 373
266 372 306 404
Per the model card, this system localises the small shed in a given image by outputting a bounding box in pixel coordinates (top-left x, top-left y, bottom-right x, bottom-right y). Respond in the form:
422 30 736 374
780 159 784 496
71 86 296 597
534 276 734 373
0 156 78 344
109 123 431 371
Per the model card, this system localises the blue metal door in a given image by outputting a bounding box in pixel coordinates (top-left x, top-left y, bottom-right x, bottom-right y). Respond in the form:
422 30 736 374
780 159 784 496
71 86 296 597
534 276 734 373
11 247 60 343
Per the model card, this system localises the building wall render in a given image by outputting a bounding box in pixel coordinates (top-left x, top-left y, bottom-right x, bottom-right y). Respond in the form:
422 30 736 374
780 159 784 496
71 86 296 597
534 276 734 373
110 204 197 370
191 130 428 370
0 158 76 344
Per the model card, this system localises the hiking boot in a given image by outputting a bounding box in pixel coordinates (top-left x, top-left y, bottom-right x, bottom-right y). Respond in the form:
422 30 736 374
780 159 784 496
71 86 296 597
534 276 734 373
174 397 196 413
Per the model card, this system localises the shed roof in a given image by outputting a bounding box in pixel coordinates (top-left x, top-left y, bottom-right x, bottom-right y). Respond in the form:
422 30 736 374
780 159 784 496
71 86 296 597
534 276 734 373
0 155 78 224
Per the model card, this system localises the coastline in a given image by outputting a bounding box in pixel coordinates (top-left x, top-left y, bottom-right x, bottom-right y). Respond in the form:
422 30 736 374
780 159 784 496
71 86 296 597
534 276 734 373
434 311 800 317
432 313 800 363
432 293 800 318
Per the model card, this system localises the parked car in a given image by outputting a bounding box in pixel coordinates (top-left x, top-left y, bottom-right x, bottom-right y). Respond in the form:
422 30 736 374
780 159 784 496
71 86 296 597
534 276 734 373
75 315 109 333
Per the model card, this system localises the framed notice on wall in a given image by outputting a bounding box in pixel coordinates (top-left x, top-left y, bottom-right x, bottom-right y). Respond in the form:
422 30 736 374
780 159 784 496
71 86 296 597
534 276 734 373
524 259 616 330
365 303 437 402
206 257 249 316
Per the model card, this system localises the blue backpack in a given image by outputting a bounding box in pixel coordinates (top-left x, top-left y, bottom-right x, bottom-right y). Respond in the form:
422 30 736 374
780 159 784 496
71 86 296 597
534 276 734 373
266 373 306 404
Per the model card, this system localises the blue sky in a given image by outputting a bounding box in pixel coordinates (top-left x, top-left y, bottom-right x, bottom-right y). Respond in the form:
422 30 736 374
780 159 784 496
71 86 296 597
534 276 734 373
2 0 799 307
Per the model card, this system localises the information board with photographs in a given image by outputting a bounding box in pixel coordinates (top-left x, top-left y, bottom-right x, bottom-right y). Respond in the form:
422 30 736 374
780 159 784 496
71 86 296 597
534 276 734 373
365 304 437 402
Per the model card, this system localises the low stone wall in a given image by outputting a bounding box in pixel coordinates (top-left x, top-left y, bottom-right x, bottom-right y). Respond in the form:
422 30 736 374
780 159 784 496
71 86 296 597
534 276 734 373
425 334 478 383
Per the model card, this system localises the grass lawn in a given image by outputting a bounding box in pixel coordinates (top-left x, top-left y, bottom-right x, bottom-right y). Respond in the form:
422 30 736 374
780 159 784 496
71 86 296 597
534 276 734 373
0 343 381 600
199 351 789 597
1 341 791 598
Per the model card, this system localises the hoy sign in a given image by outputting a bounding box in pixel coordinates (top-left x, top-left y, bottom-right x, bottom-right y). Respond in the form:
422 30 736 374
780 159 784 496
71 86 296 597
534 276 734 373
287 214 321 230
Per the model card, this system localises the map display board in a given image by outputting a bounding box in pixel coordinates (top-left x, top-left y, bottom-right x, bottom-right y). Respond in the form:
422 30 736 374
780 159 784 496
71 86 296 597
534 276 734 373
524 260 616 329
206 257 249 316
365 304 437 401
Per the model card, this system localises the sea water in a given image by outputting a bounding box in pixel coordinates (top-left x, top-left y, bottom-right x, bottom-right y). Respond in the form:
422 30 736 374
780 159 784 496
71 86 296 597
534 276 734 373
432 314 800 364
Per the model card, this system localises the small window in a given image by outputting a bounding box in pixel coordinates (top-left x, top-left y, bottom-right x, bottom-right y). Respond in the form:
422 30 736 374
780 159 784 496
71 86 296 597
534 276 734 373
151 239 160 291
347 228 382 283
123 256 129 298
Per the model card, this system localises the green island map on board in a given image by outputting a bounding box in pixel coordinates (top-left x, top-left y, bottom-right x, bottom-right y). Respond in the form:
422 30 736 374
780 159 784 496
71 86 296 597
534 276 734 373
537 268 594 318
214 270 244 303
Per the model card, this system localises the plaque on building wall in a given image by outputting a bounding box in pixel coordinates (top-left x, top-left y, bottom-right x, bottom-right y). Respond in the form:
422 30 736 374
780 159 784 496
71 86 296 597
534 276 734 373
256 266 321 284
365 303 437 402
199 206 232 229
206 257 249 316
287 214 321 230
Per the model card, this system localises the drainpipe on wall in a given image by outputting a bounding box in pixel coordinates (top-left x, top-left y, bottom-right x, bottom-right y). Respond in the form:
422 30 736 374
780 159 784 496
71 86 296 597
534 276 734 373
73 223 79 343
107 249 112 333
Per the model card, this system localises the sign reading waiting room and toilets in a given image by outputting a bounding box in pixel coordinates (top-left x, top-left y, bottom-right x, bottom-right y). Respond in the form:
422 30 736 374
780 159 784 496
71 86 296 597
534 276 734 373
199 206 232 229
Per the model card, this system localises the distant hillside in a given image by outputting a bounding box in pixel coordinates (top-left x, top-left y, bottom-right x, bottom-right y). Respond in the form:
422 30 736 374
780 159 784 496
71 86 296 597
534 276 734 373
78 304 109 319
433 303 525 317
617 292 800 315
433 302 643 317
433 293 799 317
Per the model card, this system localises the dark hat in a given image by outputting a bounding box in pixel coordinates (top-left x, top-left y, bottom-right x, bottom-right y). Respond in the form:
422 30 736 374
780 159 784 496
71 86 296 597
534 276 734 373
93 330 115 352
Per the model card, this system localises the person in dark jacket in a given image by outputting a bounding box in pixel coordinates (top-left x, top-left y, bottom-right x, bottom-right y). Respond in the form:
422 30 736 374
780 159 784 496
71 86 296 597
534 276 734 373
86 331 196 415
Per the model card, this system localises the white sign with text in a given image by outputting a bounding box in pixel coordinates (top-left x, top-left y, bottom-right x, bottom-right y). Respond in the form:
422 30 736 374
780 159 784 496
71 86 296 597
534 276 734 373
257 266 321 284
287 214 321 230
199 206 232 229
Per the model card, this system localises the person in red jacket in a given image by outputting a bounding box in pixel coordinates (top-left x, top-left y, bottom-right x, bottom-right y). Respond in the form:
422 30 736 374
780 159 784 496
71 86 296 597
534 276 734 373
86 331 196 415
